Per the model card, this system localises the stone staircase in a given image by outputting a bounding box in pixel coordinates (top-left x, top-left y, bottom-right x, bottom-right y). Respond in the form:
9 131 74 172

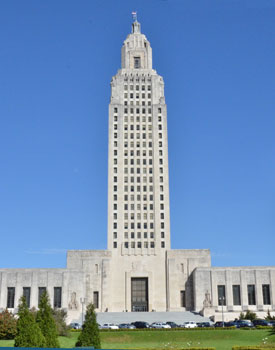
95 311 211 326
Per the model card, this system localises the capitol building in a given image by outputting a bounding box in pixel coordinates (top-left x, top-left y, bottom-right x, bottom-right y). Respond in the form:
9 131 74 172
0 19 274 324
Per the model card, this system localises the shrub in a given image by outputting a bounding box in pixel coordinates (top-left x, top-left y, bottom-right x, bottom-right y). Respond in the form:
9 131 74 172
36 291 60 348
76 302 101 348
0 309 17 339
14 296 45 347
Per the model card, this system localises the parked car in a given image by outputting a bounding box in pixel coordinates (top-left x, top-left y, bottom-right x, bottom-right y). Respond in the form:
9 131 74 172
131 321 151 329
118 323 136 329
101 323 119 329
253 319 273 327
166 321 179 328
69 322 81 329
214 321 225 328
235 320 254 328
197 322 212 328
151 322 171 329
224 321 238 328
183 321 197 328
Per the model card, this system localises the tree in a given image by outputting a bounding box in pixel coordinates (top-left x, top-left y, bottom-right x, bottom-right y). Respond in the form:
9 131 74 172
265 310 275 321
36 291 60 348
14 296 45 347
0 309 17 340
76 302 101 349
243 310 257 321
52 308 69 336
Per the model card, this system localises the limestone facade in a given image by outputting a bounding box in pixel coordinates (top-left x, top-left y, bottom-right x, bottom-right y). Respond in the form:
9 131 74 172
0 19 274 323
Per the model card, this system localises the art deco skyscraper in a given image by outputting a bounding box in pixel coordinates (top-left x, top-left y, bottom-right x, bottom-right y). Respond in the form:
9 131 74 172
108 19 171 256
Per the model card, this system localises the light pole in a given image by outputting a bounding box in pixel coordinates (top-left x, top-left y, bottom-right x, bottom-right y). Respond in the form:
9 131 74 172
219 296 225 327
80 297 86 326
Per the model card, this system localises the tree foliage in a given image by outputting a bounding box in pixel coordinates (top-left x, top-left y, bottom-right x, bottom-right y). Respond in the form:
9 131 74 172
36 291 60 348
265 310 275 321
14 296 45 348
76 302 101 349
0 309 17 340
52 308 69 336
239 310 257 321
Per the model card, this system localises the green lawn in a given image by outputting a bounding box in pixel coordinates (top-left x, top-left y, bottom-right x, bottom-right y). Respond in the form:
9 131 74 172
1 329 275 350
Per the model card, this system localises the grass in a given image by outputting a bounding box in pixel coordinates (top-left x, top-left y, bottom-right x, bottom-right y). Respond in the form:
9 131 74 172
0 329 275 350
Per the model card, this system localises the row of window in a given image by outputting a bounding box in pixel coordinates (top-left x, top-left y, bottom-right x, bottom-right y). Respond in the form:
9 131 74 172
113 193 165 201
123 85 152 91
124 94 151 100
217 284 271 306
116 231 165 239
7 287 62 309
123 241 165 248
123 107 152 114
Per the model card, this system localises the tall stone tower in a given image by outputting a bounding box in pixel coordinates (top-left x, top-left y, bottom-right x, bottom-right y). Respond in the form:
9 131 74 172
108 19 171 257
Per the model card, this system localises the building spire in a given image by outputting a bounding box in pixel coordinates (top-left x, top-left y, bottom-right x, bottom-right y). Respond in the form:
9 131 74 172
131 11 141 33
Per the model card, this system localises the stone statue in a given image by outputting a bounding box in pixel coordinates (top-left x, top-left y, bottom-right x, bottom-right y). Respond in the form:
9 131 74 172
68 292 78 310
203 290 211 308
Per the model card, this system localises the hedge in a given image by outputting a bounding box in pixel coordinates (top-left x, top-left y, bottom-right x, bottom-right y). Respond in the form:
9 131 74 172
232 347 275 350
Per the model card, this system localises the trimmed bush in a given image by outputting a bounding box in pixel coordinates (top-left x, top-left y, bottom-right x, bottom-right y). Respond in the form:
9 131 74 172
0 309 17 339
232 347 275 350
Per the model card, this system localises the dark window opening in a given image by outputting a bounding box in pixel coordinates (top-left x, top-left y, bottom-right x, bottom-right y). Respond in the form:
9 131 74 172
7 287 15 308
54 287 62 308
93 291 99 308
180 290 186 307
217 285 226 305
232 285 241 305
247 285 256 305
38 287 47 305
134 57 141 69
262 284 271 305
23 287 31 308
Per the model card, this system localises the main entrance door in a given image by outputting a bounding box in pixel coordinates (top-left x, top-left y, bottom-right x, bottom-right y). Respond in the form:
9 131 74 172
131 277 148 312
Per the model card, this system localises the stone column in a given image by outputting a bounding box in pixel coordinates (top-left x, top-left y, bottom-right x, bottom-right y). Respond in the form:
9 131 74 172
255 270 263 310
225 270 233 311
240 270 248 310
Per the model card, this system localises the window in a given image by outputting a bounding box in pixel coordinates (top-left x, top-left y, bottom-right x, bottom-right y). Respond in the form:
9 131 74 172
54 287 62 308
150 242 155 248
161 232 165 239
23 287 31 307
232 285 241 305
7 287 15 308
247 285 256 305
93 291 99 308
180 290 186 307
161 241 165 248
113 242 117 248
217 285 226 305
124 242 129 248
113 232 117 239
134 57 141 69
38 287 47 305
262 284 271 305
114 107 118 113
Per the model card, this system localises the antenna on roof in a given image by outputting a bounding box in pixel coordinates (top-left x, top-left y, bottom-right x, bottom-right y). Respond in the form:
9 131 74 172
132 11 137 22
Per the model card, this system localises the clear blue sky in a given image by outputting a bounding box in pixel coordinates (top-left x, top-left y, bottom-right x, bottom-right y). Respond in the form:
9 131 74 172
0 0 274 268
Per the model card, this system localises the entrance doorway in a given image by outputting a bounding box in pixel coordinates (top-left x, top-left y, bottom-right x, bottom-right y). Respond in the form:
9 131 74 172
131 277 148 312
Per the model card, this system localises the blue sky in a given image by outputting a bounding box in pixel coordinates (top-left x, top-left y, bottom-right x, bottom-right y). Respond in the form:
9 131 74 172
0 0 274 268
